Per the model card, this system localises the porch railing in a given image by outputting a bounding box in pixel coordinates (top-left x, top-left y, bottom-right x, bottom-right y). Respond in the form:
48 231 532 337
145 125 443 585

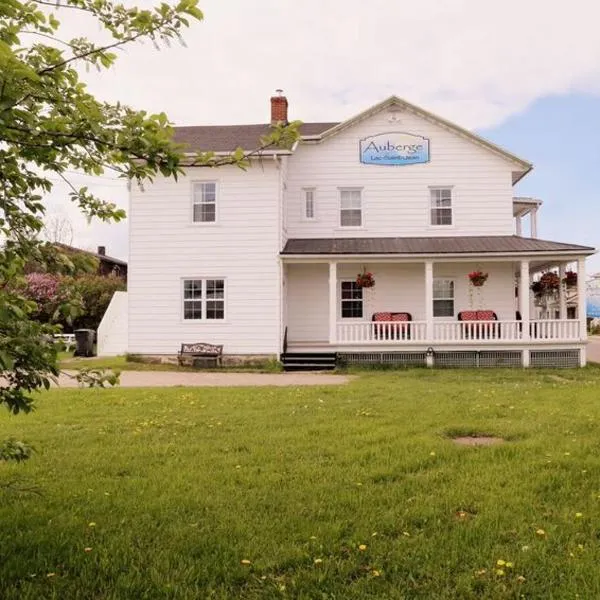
335 319 581 344
337 321 427 343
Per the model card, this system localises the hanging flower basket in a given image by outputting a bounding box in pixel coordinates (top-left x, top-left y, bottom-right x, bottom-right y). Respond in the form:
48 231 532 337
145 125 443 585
468 270 488 287
356 270 375 288
563 270 578 288
531 271 561 298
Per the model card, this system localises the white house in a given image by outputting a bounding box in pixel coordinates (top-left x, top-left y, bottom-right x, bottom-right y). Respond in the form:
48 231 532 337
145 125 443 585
105 93 596 368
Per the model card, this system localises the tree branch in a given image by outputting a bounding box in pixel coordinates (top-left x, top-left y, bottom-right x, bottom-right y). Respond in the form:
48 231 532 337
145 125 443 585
32 0 94 12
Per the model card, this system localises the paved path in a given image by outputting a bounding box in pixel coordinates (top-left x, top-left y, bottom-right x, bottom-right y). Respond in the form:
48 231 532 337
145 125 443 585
587 337 600 363
57 371 351 388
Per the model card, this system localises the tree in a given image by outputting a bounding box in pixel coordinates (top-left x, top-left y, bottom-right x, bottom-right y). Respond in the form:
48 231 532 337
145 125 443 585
0 0 300 458
42 215 74 245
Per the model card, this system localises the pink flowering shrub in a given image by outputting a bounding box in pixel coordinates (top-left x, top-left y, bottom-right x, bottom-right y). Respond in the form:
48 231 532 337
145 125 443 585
24 273 61 304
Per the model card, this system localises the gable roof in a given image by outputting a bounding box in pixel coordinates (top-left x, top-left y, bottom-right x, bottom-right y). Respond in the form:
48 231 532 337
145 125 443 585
281 236 595 257
171 95 532 182
173 122 338 153
301 96 532 183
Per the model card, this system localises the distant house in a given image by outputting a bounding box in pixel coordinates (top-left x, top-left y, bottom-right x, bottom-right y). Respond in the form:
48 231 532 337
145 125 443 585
55 243 128 280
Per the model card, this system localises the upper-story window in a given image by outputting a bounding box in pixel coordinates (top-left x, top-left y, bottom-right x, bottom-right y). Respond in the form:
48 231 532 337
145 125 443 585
304 188 316 220
430 187 452 226
340 189 362 227
193 182 217 223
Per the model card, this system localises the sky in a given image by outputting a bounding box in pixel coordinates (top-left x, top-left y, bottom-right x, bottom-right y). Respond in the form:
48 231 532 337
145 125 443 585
44 0 600 272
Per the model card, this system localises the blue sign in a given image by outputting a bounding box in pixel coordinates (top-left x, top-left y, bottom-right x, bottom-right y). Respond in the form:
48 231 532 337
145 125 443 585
360 132 430 166
587 285 600 317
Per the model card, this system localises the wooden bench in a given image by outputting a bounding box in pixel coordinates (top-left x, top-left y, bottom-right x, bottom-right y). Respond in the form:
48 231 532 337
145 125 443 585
457 310 499 339
372 312 412 340
177 343 223 367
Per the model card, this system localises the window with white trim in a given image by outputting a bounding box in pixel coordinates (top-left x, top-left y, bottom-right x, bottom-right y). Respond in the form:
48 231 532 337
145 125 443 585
183 278 225 320
341 281 363 318
304 188 315 220
340 189 362 227
430 188 452 226
433 279 454 317
192 182 217 223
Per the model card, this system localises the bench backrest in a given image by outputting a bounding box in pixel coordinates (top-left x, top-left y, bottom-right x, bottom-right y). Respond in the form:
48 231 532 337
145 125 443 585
372 312 412 322
180 342 223 355
458 310 498 321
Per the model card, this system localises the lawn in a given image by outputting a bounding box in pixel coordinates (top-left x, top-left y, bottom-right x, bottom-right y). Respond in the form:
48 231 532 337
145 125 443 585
1 368 600 599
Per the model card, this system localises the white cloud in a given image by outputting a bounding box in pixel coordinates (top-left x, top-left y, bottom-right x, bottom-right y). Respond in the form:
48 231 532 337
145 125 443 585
42 0 600 257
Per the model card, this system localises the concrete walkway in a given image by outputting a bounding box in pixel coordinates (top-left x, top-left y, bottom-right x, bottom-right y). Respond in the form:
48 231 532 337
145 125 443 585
587 337 600 363
57 370 351 388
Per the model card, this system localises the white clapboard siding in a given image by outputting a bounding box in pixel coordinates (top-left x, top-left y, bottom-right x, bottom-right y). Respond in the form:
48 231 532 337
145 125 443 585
97 291 128 356
285 109 516 238
128 163 282 355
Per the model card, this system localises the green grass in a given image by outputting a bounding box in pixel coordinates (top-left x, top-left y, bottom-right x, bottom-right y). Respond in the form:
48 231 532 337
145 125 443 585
2 368 600 598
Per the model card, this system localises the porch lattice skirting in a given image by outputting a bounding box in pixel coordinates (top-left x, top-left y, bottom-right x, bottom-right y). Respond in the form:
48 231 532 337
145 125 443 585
336 349 581 369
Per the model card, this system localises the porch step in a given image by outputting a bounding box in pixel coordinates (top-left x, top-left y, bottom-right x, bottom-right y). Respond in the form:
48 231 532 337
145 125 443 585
281 352 337 372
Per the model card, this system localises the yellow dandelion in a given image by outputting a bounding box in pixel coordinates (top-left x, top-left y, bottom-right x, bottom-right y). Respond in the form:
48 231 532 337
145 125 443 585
241 559 251 565
358 544 367 551
517 575 526 583
430 452 436 456
495 569 505 577
84 547 92 553
506 562 514 569
536 528 546 536
575 512 583 518
496 559 506 567
372 569 381 577
88 522 96 528
402 531 411 537
313 558 323 564
578 544 584 550
47 573 56 578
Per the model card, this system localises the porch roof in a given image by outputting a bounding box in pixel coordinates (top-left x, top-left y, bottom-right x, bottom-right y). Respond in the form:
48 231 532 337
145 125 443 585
281 236 595 257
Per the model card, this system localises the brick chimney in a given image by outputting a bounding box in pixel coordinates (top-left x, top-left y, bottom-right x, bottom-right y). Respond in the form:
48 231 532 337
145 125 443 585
270 89 288 125
97 246 106 256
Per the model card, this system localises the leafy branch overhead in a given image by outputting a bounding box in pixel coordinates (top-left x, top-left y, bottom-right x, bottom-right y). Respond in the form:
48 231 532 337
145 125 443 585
0 0 300 452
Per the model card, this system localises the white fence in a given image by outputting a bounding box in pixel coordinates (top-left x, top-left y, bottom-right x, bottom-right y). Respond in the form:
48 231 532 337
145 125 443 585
336 319 580 344
97 291 128 356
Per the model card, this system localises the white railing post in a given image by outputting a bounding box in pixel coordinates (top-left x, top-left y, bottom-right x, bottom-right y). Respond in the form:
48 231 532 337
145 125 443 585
559 264 567 321
329 261 337 345
520 260 530 341
425 261 434 343
578 256 587 345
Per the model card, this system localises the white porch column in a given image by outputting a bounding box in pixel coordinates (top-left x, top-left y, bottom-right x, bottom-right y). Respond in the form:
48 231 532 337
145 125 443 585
516 215 522 237
531 208 538 238
578 256 587 344
558 263 567 321
519 260 531 369
425 261 434 342
328 261 337 344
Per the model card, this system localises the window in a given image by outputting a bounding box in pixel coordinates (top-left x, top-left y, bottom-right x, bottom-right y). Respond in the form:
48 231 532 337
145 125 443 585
193 182 217 223
183 279 225 320
340 189 362 227
341 281 363 318
304 188 315 220
433 279 454 317
430 188 452 226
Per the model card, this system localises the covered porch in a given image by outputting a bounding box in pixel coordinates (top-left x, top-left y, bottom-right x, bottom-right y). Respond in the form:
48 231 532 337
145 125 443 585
281 236 594 367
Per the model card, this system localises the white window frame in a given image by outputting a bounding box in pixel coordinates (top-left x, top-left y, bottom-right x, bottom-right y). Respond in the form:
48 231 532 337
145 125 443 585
182 278 226 321
433 278 455 318
191 181 218 224
303 188 316 221
339 188 363 228
429 187 453 227
340 280 364 320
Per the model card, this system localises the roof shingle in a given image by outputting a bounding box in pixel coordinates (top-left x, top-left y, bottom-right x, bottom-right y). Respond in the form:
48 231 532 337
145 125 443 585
173 122 338 152
281 236 595 256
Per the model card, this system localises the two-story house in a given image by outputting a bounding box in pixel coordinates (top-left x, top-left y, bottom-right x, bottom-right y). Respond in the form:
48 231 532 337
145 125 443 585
107 93 595 368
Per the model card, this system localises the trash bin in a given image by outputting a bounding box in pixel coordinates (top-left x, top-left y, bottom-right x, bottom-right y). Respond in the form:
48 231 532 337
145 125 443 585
74 329 96 357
